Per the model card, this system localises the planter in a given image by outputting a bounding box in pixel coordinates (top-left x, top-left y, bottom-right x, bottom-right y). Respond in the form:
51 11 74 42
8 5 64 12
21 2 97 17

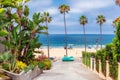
1 66 43 80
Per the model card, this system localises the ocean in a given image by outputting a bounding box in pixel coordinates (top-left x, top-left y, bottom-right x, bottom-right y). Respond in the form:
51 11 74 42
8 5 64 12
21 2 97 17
38 34 115 48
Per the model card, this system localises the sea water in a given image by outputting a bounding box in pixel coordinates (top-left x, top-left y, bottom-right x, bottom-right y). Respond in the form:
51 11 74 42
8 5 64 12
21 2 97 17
38 34 115 48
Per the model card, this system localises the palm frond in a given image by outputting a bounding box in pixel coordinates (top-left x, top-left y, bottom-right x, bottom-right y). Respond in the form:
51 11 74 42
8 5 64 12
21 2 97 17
96 15 106 25
79 15 88 26
59 4 70 14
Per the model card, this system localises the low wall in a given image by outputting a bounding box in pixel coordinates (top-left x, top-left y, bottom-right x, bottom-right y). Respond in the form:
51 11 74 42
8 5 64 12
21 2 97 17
1 66 43 80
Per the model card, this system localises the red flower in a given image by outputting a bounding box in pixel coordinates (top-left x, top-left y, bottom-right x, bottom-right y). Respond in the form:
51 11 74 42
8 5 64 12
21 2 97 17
115 18 119 22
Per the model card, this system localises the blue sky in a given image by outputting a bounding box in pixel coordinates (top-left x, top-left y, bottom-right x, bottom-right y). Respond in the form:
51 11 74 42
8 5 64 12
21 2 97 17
27 0 119 34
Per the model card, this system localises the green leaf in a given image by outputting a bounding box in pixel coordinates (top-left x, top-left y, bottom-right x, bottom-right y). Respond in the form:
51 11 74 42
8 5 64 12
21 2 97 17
0 22 10 29
12 13 20 24
21 17 28 27
24 5 29 16
0 51 12 62
2 0 16 8
37 31 48 35
0 40 11 49
11 26 19 45
0 8 5 14
38 62 44 69
24 0 30 3
24 64 35 73
33 13 41 25
0 30 9 37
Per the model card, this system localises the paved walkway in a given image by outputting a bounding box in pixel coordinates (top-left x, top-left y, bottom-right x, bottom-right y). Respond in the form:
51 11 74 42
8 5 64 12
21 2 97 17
34 59 103 80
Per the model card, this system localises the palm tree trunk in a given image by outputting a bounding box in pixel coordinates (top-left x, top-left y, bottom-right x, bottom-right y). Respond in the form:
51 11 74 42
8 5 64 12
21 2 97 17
64 12 68 56
46 21 50 58
100 25 102 49
83 25 86 52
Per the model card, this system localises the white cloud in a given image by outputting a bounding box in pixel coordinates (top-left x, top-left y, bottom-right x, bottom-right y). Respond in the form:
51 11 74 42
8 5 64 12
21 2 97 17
47 13 77 27
50 18 78 27
28 0 52 8
106 19 114 25
70 0 114 14
26 0 117 34
44 7 59 15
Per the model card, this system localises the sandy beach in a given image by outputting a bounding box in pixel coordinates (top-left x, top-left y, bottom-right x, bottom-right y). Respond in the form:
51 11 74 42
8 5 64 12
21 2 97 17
34 48 97 58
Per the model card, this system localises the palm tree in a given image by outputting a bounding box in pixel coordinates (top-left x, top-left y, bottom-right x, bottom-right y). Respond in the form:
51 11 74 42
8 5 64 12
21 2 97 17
59 4 70 56
116 0 120 6
79 15 88 52
96 15 106 49
43 12 52 58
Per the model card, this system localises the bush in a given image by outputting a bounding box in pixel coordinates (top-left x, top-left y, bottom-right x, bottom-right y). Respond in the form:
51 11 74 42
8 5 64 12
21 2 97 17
105 44 114 60
82 52 95 67
2 63 9 71
96 59 99 72
34 55 52 70
96 49 106 76
15 61 27 73
37 59 51 70
36 55 48 61
0 0 48 73
109 60 118 80
42 59 52 70
101 59 106 76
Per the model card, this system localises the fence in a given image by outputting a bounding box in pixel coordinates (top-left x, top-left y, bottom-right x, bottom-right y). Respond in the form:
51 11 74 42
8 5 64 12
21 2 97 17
85 57 119 80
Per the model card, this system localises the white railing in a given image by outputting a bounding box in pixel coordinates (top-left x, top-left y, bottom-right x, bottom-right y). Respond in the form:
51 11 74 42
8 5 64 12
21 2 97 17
89 58 120 80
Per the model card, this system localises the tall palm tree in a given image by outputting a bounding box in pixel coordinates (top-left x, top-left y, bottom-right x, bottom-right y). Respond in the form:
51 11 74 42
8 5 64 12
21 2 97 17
96 15 106 49
43 12 52 58
79 15 88 52
59 4 70 56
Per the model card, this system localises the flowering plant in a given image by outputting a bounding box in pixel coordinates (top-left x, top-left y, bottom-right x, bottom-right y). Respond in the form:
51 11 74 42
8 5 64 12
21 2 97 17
36 55 48 62
113 17 120 27
15 61 27 73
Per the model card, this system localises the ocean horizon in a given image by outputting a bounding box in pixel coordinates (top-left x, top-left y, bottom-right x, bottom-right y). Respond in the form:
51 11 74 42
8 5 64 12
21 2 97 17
38 34 115 48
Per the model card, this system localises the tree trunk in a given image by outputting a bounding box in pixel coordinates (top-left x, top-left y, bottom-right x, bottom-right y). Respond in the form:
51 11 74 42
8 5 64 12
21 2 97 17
83 25 86 52
64 12 68 56
46 22 50 58
100 25 102 49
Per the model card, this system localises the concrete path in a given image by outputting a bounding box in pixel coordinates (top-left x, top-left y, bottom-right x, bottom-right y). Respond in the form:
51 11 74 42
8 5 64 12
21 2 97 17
34 59 103 80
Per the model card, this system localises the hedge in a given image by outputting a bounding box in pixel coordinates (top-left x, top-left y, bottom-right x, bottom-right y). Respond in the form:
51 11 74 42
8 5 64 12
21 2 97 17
109 60 118 80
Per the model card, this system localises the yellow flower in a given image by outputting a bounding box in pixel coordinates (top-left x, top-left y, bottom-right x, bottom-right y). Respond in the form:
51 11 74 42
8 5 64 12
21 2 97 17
0 8 5 14
16 61 27 71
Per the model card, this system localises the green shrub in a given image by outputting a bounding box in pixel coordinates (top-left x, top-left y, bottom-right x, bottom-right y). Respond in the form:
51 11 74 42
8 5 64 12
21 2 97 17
96 59 99 72
96 49 106 76
82 52 96 67
15 61 27 73
105 44 114 60
82 52 86 64
34 55 52 70
0 0 48 73
0 52 13 62
42 59 52 70
24 64 35 73
36 59 52 70
101 59 106 76
2 63 9 71
109 60 118 80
